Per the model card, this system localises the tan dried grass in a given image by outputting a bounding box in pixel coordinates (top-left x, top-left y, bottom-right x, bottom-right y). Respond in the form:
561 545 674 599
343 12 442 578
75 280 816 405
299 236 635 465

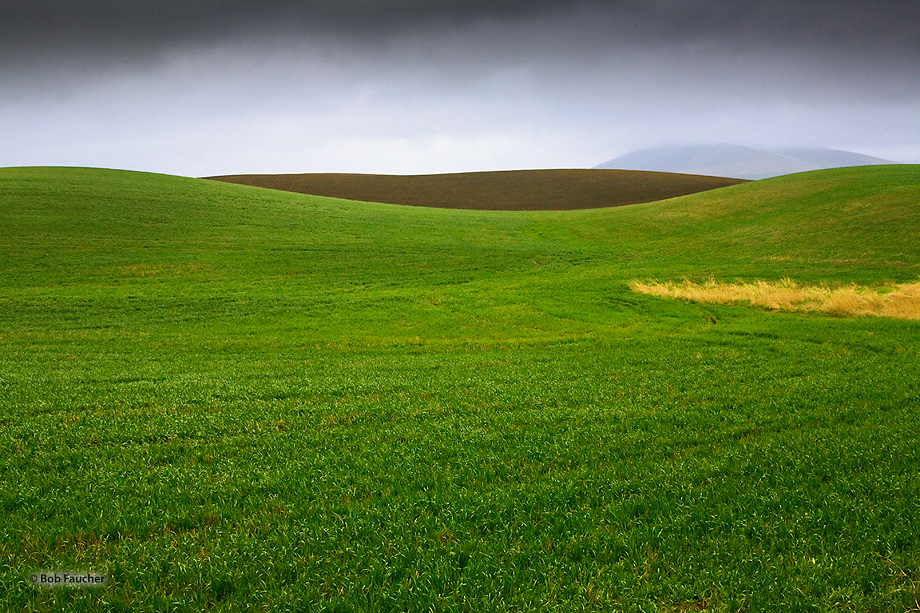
630 278 920 320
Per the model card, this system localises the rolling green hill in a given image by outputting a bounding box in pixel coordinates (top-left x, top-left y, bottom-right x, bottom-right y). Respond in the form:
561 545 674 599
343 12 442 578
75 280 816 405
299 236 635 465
1 165 918 611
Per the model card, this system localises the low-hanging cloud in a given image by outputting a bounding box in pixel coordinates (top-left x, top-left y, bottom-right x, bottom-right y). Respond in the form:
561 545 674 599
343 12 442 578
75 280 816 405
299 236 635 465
1 0 918 174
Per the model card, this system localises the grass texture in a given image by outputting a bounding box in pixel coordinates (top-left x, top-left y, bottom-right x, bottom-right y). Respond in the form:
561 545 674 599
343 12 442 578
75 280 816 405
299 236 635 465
1 165 919 611
631 278 920 320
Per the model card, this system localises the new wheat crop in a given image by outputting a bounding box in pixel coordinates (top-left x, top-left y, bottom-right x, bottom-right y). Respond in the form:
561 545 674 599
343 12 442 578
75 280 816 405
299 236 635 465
1 165 919 611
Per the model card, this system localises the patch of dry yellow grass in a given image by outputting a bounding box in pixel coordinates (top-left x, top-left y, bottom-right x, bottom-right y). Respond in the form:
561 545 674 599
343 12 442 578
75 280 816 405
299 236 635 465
630 278 920 320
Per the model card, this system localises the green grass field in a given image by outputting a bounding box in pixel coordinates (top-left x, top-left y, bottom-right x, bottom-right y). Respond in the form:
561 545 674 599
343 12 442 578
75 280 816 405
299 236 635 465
1 165 918 611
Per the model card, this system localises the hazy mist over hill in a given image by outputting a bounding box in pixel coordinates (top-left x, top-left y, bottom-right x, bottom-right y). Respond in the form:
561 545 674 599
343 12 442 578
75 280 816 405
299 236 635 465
596 145 897 180
1 0 918 175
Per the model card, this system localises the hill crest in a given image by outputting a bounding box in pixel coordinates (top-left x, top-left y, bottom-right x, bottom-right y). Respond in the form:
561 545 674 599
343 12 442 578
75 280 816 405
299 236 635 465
205 169 746 211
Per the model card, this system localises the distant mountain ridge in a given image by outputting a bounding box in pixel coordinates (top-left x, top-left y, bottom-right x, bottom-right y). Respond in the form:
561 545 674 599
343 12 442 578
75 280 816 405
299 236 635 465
595 145 895 180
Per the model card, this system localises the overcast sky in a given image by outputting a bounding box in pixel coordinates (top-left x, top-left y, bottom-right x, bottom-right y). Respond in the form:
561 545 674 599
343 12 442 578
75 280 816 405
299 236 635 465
1 0 918 176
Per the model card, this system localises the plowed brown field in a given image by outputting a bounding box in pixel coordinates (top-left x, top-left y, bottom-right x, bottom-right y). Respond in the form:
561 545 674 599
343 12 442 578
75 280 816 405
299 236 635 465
205 169 746 210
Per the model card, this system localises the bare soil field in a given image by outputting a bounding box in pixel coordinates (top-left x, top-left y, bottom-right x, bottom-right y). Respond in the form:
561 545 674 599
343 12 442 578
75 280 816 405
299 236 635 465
206 169 746 210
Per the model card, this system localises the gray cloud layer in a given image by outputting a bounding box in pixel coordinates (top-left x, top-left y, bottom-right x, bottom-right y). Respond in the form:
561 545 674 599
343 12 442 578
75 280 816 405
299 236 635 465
4 0 917 66
1 1 918 174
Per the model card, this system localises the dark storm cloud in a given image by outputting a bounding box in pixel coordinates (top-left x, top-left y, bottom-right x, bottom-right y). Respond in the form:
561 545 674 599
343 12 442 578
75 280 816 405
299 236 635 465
2 0 917 69
0 0 587 64
1 0 917 173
